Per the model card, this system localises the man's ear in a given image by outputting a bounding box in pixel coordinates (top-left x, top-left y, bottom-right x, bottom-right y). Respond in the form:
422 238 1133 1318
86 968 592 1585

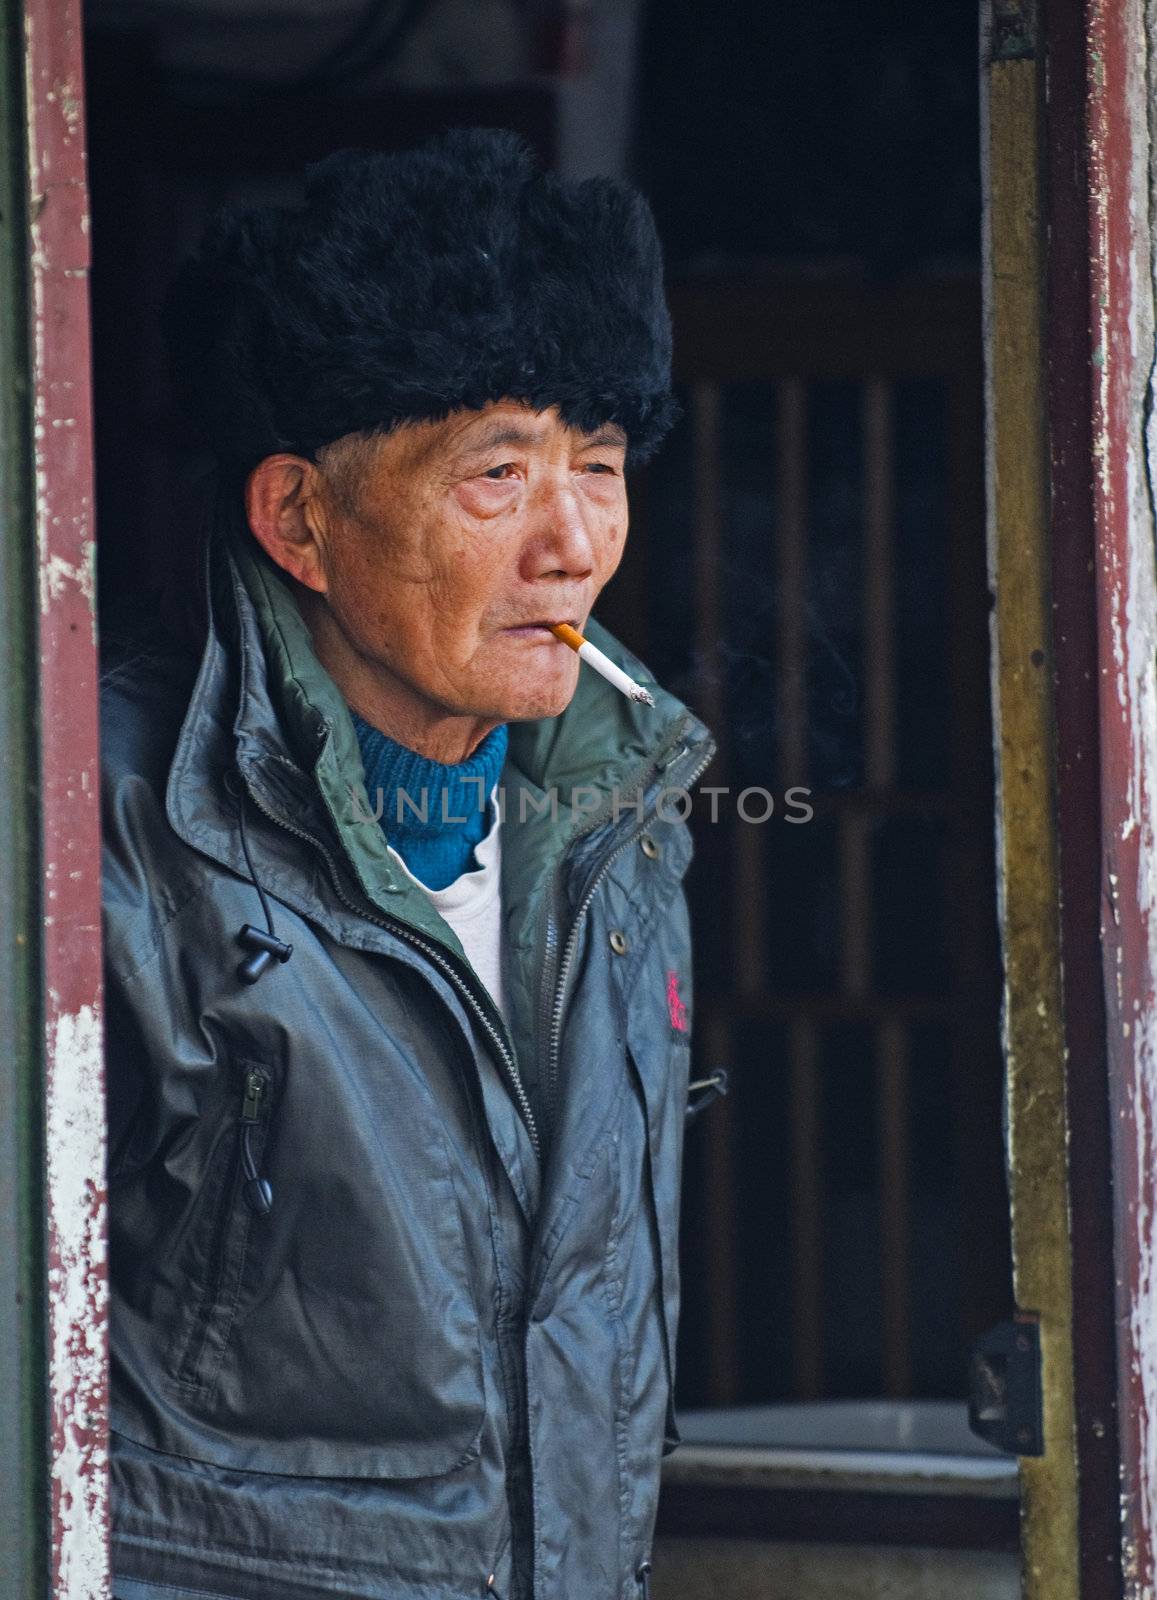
245 454 329 594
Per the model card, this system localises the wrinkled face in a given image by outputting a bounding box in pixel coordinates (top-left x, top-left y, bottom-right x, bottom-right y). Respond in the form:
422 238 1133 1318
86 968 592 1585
307 401 629 728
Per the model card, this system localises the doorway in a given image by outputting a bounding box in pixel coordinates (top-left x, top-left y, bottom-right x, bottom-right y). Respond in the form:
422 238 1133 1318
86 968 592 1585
10 0 1141 1594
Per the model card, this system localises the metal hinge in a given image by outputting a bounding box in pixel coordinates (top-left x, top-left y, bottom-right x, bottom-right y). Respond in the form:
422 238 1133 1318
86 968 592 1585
968 1312 1043 1456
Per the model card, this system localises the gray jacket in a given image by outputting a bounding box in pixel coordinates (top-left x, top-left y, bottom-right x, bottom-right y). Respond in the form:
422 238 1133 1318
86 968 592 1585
102 533 715 1600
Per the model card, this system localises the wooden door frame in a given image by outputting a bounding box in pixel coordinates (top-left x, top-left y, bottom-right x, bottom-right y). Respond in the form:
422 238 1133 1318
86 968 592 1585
1077 0 1157 1590
1042 1 1130 1593
982 6 1082 1593
1 0 108 1594
985 0 1157 1595
3 0 1153 1595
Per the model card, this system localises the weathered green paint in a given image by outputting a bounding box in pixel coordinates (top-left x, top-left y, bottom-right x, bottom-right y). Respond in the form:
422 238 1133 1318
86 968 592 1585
0 0 48 1587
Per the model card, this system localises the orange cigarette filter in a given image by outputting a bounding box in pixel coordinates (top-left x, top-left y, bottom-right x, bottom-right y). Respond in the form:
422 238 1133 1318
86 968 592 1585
550 622 585 651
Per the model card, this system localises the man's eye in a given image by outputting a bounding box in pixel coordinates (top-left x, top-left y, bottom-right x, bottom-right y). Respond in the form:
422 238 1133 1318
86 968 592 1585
583 462 616 474
482 464 515 480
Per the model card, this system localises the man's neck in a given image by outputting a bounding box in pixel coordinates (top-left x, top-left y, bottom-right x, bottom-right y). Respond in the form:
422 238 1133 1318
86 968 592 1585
298 589 501 763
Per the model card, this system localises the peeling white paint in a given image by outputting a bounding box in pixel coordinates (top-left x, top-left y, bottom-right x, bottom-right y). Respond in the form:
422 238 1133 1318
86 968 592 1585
38 541 95 617
45 1001 108 1600
26 55 110 1600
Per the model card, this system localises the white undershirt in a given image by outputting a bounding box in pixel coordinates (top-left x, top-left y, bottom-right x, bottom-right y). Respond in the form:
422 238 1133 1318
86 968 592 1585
386 793 507 1023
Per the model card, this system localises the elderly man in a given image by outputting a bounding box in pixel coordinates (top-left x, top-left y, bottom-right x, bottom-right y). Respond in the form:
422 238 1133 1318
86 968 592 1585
102 129 714 1600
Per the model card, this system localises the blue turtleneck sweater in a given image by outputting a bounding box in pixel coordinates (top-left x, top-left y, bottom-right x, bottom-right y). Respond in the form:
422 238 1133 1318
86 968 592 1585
350 713 508 891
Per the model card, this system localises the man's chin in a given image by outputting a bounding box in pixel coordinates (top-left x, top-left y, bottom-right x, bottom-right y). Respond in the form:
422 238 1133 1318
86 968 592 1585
478 661 580 723
500 686 577 722
483 676 577 723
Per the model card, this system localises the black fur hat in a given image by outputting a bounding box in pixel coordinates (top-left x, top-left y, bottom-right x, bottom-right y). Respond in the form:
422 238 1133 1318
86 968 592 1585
164 128 678 472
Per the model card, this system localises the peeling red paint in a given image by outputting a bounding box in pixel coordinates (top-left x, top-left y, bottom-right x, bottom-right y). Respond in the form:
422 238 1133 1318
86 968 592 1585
1085 0 1157 1591
1045 0 1124 1583
23 0 109 1593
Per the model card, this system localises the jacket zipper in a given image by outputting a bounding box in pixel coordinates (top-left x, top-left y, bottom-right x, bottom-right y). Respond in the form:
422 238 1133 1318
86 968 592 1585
178 1064 272 1384
533 721 704 1082
542 733 715 1133
241 1066 267 1122
534 881 563 1132
239 776 543 1161
240 1066 274 1216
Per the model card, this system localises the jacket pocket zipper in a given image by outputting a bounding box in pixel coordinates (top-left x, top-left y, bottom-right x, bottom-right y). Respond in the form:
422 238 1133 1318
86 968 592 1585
175 1063 272 1389
240 1066 274 1216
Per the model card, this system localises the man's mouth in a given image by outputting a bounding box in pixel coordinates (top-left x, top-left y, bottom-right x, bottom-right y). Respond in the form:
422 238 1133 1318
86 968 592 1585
503 617 579 637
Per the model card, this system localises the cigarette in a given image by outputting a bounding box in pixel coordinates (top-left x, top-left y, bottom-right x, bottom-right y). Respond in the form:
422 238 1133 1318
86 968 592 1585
549 622 656 707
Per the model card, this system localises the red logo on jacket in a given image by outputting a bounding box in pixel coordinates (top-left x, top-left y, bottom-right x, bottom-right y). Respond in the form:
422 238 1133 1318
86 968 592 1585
666 970 688 1033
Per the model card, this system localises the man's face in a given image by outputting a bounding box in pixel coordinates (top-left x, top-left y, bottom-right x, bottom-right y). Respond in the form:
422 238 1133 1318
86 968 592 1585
306 402 629 729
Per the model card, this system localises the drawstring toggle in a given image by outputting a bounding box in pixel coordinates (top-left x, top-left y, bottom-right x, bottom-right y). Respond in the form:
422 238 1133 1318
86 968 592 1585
237 924 293 985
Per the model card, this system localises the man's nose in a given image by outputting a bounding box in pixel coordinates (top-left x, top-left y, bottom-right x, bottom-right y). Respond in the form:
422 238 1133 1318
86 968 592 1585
520 477 596 580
